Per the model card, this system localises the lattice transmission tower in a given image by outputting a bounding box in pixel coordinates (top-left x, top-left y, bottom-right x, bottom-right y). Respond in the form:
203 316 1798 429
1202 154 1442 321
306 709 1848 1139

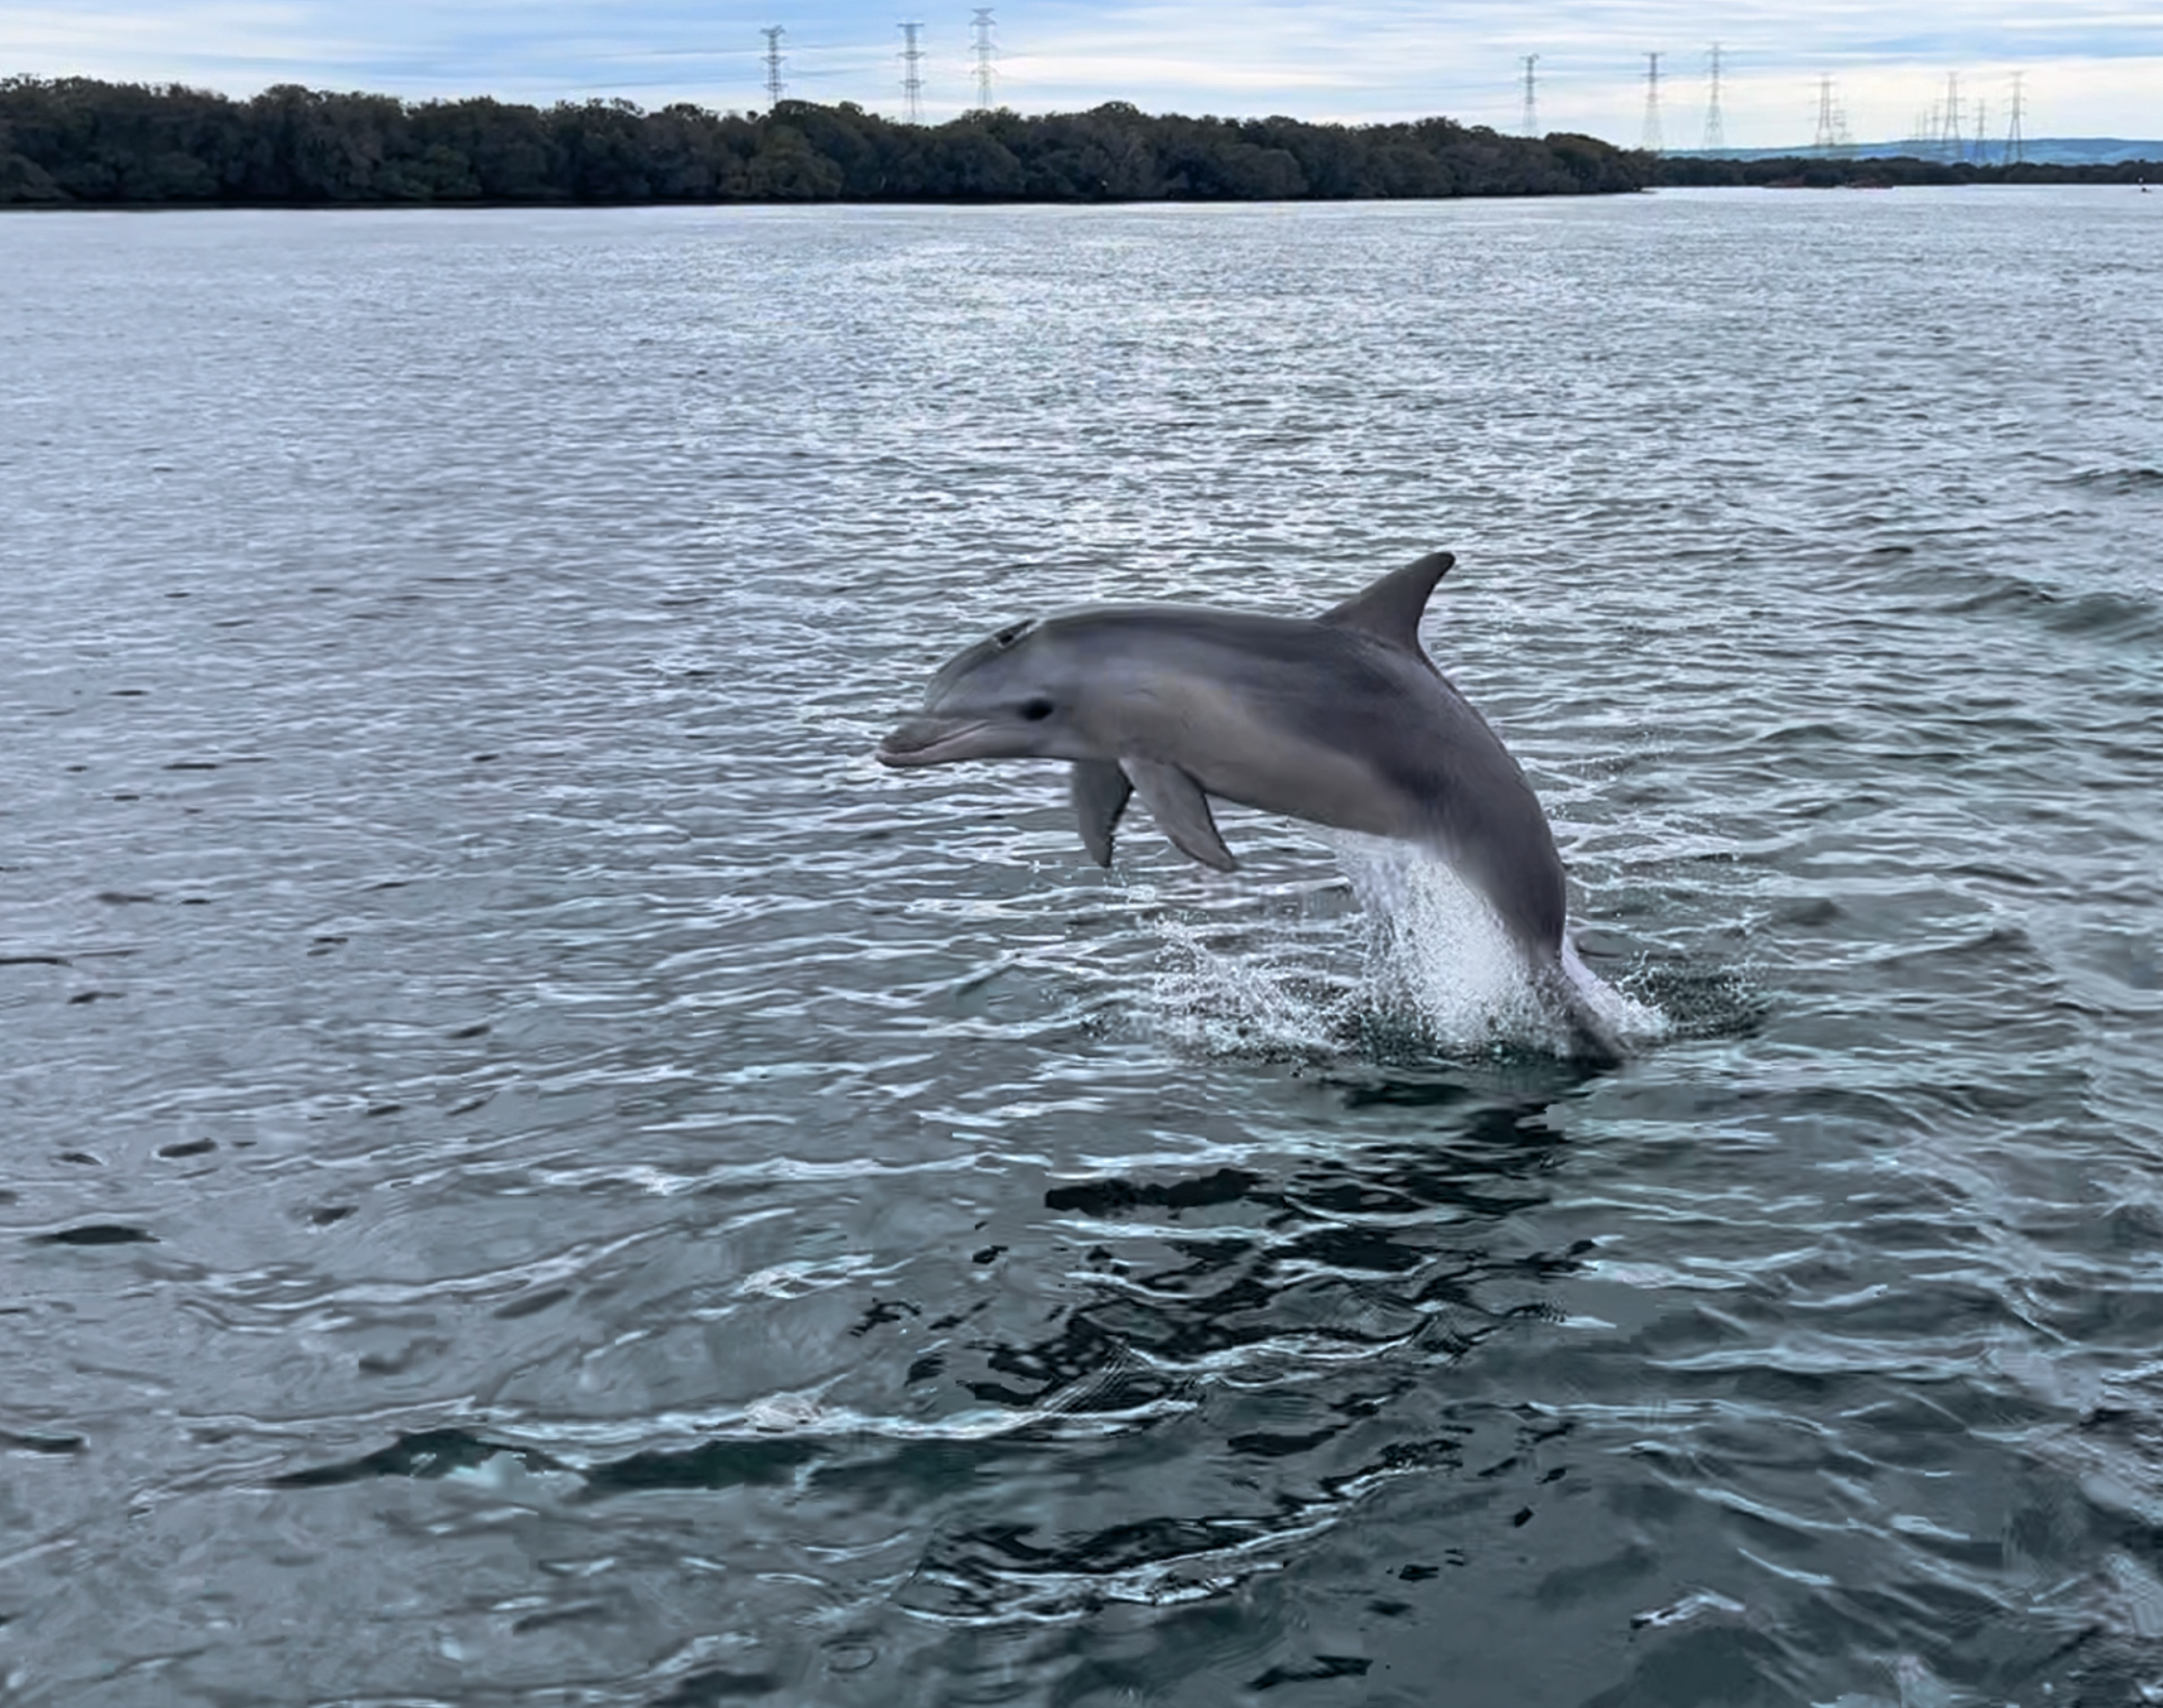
2005 70 2027 163
762 26 785 106
1702 43 1726 154
1641 52 1663 154
899 21 924 123
970 9 996 112
1812 76 1850 155
1519 54 1539 138
1940 71 1962 160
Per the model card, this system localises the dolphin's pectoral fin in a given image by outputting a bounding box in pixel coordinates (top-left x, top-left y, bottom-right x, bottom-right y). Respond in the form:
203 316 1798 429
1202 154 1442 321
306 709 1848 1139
1317 550 1455 653
1122 759 1236 872
1071 761 1133 866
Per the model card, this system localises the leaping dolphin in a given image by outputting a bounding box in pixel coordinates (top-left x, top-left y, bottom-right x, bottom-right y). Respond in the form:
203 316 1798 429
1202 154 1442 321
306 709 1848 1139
878 551 1620 1060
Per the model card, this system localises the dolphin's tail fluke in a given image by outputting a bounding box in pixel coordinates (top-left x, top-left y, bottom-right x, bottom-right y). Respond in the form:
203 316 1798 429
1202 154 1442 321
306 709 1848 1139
1543 942 1634 1068
1558 986 1628 1068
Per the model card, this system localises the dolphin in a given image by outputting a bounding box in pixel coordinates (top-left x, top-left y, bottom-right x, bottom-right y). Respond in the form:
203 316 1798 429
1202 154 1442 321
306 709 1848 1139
877 551 1620 1060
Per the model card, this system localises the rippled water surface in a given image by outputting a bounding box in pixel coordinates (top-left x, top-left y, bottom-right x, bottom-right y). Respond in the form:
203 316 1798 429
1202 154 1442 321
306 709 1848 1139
5 189 2162 1705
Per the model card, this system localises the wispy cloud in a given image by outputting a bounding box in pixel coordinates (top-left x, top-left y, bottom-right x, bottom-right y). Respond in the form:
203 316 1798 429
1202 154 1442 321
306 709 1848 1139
2 0 2157 145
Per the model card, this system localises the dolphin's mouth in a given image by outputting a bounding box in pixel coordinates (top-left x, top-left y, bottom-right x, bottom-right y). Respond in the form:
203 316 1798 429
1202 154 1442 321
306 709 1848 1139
876 716 994 767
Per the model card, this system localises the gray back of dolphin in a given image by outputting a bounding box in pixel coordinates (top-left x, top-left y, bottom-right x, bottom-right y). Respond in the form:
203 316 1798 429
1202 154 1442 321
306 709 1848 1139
878 550 1570 971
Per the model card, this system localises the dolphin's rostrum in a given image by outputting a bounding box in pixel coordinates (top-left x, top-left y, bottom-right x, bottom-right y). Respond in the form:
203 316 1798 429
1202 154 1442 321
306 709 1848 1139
879 552 1619 1059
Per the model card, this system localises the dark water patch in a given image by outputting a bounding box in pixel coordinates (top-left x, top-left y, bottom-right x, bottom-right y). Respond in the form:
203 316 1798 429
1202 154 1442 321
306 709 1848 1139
2062 465 2163 495
2042 591 2163 640
1927 565 2161 642
1045 1167 1265 1220
34 1225 157 1246
155 1138 215 1158
357 1338 449 1377
805 1438 1020 1509
493 1285 573 1319
957 1315 1189 1412
508 1599 613 1634
1946 859 2050 890
1288 1144 1567 1217
650 1669 788 1705
275 1428 567 1488
1249 1654 1372 1689
1 1428 86 1455
580 1437 819 1497
977 1160 1593 1412
1324 1070 1483 1111
850 1297 921 1336
1228 1423 1344 1459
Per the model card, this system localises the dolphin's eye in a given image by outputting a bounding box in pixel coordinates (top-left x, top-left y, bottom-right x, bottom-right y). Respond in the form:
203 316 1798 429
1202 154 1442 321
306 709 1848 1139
1020 697 1055 722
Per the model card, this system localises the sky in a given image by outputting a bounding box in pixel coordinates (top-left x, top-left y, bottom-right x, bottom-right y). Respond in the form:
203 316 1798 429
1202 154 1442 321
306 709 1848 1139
3 1 2158 149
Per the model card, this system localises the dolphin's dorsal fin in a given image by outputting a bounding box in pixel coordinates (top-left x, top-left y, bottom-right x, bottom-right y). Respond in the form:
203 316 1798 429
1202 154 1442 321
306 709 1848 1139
1316 551 1455 650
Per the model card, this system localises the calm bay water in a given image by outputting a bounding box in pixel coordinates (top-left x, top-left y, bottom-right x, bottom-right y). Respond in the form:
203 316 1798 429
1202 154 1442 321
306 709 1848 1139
3 188 2161 1704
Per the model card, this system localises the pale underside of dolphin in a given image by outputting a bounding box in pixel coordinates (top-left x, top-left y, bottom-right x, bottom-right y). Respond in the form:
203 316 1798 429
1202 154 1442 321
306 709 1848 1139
877 552 1615 1057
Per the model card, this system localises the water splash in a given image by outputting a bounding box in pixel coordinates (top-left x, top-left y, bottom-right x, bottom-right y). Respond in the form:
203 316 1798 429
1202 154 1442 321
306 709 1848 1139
1151 831 1665 1062
1148 908 1359 1062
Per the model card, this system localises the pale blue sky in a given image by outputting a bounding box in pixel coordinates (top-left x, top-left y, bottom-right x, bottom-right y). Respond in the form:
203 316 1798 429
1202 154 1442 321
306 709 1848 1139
4 1 2158 148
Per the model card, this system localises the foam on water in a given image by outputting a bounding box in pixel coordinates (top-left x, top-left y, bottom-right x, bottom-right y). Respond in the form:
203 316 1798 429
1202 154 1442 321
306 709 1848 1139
1151 830 1666 1062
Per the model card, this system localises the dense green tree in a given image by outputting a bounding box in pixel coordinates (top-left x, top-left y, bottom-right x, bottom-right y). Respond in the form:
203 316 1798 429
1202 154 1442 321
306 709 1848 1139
739 123 844 200
920 121 1027 197
412 97 554 200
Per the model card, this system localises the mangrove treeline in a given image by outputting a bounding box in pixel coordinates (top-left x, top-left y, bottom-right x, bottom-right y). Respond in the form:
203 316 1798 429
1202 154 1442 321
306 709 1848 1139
0 77 1644 205
1655 152 2160 188
7 78 2149 209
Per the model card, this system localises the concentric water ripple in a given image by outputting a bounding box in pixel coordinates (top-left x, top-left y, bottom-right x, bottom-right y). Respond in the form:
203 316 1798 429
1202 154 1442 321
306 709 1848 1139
3 190 2162 1704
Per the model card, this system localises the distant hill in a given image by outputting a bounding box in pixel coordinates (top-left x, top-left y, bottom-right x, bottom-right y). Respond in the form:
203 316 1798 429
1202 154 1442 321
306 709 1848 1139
1673 138 2163 168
